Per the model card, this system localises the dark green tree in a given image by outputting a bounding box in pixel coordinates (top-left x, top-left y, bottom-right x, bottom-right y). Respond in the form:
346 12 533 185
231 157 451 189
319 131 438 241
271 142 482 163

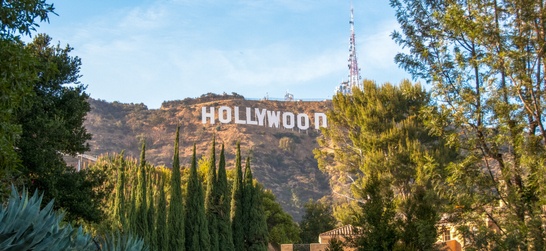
112 153 127 229
135 142 148 241
353 171 396 251
390 0 546 248
0 0 55 38
129 182 138 234
54 165 107 224
0 0 55 196
0 38 36 188
146 169 157 250
205 139 219 251
184 145 210 251
262 187 300 247
14 34 96 223
299 200 336 244
156 173 168 251
396 185 438 251
231 142 245 250
217 144 234 251
243 157 268 251
167 127 185 251
230 143 245 251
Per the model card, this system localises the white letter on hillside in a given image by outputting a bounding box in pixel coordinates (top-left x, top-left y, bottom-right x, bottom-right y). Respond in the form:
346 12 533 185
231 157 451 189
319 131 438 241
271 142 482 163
267 110 280 128
283 112 295 129
218 106 232 124
314 113 327 129
202 107 215 124
246 107 258 125
297 113 310 130
255 108 267 126
234 106 246 124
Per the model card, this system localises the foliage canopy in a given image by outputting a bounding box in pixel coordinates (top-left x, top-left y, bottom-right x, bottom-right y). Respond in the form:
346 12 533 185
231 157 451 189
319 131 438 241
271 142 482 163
391 0 546 248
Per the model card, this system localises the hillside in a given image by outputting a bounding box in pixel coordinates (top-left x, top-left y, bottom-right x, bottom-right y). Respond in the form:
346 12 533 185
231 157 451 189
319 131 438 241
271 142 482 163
84 93 332 220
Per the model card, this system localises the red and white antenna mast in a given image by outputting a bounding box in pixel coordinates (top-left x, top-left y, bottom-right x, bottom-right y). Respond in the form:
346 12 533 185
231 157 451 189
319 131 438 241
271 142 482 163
337 2 362 94
348 4 361 91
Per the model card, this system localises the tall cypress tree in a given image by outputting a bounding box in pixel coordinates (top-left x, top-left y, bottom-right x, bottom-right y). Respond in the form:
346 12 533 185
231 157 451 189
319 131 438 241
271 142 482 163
147 169 157 250
205 139 219 251
168 127 185 251
243 157 268 251
157 173 168 251
129 181 137 234
185 145 211 251
242 157 252 244
217 144 234 251
136 142 148 241
230 143 245 251
112 152 126 230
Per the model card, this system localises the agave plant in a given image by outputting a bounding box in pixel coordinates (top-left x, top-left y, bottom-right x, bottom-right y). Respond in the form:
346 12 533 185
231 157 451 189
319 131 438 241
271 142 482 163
0 186 96 250
96 232 148 251
0 185 148 251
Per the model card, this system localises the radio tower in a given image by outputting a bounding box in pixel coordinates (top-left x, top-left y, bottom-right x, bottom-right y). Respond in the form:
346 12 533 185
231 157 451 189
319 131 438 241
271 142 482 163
337 2 362 94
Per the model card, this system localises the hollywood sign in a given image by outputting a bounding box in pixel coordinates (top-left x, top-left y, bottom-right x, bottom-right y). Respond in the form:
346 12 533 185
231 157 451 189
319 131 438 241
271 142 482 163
201 106 327 130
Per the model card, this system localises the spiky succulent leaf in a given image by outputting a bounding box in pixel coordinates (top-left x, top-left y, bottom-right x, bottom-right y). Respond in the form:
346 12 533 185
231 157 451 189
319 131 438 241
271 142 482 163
97 231 149 251
0 186 94 251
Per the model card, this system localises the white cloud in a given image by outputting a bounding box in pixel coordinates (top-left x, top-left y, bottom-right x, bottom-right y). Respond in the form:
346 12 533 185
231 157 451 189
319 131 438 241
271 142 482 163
166 42 345 90
118 5 169 31
37 0 410 107
358 19 411 83
361 28 397 68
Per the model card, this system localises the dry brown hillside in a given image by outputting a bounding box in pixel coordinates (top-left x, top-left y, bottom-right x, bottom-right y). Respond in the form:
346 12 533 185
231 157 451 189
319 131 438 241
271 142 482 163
84 93 332 220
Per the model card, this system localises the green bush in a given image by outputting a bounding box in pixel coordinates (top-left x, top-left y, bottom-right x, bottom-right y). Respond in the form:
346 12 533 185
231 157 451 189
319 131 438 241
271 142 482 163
326 238 344 251
279 137 295 152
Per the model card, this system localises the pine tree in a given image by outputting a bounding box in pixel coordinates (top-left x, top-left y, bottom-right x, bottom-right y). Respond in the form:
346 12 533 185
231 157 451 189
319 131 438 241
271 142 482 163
243 157 268 251
157 173 168 251
168 127 185 251
299 200 336 244
205 139 219 251
217 144 234 251
353 171 397 250
185 145 211 251
136 142 148 241
230 143 245 251
316 81 448 248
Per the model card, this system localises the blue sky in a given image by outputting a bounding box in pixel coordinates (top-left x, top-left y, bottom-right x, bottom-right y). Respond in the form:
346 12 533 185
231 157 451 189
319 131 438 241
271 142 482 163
34 0 412 109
